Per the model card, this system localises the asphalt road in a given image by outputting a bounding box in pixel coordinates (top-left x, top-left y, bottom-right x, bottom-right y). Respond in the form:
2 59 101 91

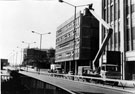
19 71 135 94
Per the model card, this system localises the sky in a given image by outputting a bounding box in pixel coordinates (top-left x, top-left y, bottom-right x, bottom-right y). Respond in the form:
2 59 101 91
0 0 101 65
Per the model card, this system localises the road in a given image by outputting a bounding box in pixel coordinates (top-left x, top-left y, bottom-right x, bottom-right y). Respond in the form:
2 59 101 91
19 70 135 94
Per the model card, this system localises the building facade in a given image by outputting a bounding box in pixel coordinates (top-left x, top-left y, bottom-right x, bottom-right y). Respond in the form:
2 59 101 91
55 8 99 74
101 0 135 80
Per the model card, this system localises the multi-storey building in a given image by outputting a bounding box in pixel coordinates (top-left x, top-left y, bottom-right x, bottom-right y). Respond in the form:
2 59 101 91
101 0 135 80
55 8 99 74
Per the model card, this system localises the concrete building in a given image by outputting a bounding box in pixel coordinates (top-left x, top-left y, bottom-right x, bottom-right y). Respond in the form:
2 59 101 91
101 0 135 80
55 8 99 74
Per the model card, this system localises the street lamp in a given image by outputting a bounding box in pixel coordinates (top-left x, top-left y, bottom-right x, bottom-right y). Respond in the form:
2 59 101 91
12 50 15 67
32 31 51 50
32 31 51 74
17 46 24 68
59 0 92 75
22 41 36 48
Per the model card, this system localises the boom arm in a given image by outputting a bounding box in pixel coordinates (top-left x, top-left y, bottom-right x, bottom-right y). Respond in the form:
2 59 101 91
88 9 113 70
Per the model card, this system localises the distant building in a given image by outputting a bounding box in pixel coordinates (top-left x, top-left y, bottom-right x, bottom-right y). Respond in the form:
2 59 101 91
1 59 9 70
55 8 99 74
101 0 135 80
23 48 48 68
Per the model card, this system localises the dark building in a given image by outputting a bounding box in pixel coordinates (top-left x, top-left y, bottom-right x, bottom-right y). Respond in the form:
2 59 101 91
23 48 48 68
1 59 9 70
101 0 135 80
55 8 99 74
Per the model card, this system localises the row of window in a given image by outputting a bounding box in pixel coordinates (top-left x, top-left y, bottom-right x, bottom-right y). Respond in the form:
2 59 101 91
126 26 135 51
103 0 120 23
104 0 113 6
104 0 119 7
56 28 80 45
125 1 135 51
126 4 135 15
56 38 80 53
132 13 135 26
56 49 79 60
103 0 135 51
102 20 121 50
103 0 121 51
56 17 80 37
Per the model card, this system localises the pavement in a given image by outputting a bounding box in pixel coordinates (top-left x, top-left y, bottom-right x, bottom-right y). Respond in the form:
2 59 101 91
19 70 135 94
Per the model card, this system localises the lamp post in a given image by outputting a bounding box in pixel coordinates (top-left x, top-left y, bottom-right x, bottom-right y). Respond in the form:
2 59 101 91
32 31 51 50
32 31 51 73
59 0 92 75
12 50 15 67
17 46 24 69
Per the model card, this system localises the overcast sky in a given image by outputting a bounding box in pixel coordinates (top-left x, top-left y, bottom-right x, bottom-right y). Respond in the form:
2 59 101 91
0 0 101 64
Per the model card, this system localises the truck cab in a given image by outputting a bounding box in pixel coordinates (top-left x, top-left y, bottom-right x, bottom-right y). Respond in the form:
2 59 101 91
78 66 101 77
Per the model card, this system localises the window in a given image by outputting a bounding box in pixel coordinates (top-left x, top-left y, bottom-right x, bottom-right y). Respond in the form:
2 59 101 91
110 5 114 22
108 0 110 5
104 0 107 6
115 2 118 20
118 0 120 19
132 13 135 26
132 27 135 40
131 4 135 13
104 9 107 21
108 7 110 23
114 32 118 43
131 0 135 4
110 0 113 4
106 66 118 72
126 28 130 51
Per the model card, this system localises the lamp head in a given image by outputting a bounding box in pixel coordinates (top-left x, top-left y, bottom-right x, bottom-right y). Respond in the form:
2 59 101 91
32 31 35 33
59 0 63 3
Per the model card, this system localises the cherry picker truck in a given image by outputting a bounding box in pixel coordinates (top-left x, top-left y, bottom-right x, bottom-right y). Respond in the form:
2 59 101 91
78 4 121 79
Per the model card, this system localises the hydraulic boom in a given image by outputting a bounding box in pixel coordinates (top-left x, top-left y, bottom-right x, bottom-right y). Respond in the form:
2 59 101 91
88 7 113 71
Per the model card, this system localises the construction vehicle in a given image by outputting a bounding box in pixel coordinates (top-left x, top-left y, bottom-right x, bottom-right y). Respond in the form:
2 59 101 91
77 5 121 79
78 64 121 79
78 66 101 77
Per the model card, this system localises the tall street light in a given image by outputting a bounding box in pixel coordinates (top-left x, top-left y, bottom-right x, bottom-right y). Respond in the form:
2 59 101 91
59 0 92 75
32 31 51 74
12 50 15 67
17 46 24 68
32 31 51 50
